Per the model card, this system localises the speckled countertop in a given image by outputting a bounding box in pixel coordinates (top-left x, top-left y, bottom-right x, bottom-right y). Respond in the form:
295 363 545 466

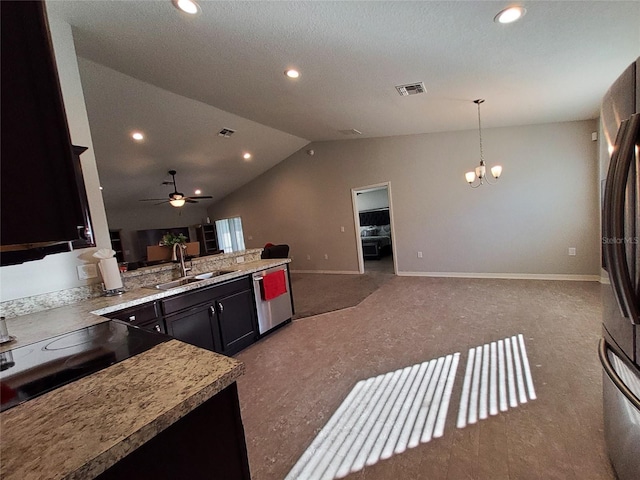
1 258 290 353
0 340 244 480
0 258 290 480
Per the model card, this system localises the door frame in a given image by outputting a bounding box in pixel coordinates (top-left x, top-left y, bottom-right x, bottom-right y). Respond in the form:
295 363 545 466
351 181 398 274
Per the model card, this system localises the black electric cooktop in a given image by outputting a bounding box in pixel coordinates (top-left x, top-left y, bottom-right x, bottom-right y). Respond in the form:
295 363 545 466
0 320 170 412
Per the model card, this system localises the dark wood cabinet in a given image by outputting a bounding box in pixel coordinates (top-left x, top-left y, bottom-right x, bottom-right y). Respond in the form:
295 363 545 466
111 276 258 355
96 382 251 480
215 289 258 356
110 301 166 334
165 305 216 352
196 224 221 255
0 1 94 265
161 276 257 355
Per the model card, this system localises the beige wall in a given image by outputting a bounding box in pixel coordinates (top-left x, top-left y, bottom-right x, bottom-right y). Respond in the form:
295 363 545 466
0 15 111 302
208 120 600 278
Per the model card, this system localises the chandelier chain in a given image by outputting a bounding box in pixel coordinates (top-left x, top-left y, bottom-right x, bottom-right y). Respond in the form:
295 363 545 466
476 100 484 164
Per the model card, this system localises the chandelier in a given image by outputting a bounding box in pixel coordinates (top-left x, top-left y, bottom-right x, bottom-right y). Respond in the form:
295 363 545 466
465 99 502 187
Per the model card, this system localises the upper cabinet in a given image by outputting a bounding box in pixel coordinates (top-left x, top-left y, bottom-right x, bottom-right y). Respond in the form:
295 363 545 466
1 1 94 266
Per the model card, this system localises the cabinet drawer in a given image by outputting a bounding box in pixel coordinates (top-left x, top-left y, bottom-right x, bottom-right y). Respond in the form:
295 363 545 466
110 302 159 324
162 276 251 315
135 318 167 335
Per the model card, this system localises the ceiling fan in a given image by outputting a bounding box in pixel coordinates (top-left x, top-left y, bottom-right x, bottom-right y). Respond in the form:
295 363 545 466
139 170 212 207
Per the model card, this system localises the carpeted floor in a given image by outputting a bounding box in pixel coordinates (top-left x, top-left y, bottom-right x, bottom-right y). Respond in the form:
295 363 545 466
289 271 393 319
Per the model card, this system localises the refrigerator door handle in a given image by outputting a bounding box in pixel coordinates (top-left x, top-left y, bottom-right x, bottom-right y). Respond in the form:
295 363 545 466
599 338 640 411
608 114 640 324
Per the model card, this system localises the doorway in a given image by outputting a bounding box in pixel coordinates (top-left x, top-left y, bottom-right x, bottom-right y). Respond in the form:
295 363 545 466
351 182 397 274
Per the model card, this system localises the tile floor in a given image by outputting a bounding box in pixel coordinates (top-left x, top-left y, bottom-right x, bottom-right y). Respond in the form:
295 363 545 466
235 276 615 480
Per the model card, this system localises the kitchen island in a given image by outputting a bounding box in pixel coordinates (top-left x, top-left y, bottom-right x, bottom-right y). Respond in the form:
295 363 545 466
0 257 292 479
1 339 247 480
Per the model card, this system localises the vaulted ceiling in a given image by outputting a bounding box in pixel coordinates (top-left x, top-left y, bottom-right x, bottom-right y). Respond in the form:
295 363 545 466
45 1 640 211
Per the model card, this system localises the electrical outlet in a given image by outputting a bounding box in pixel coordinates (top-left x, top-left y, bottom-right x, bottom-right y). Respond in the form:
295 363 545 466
248 235 253 240
306 255 311 260
324 254 329 260
340 226 345 232
417 251 423 258
568 247 576 256
77 264 97 280
236 256 245 263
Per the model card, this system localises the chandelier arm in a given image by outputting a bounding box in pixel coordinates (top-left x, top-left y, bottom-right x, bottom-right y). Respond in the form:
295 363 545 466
484 174 498 185
469 181 482 189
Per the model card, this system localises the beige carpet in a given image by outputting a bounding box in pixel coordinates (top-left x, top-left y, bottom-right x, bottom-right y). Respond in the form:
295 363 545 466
290 271 393 319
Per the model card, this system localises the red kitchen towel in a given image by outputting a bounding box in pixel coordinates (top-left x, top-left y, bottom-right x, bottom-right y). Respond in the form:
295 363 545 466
261 269 287 301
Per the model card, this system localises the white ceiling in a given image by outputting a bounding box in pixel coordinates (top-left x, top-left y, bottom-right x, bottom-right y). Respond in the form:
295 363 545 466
45 0 640 212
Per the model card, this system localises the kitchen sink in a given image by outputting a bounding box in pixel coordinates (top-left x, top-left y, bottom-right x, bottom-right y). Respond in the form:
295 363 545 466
148 270 239 291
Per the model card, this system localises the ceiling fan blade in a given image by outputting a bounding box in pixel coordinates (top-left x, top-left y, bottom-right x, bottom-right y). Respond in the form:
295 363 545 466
139 198 169 202
154 200 170 205
188 196 213 199
185 199 198 203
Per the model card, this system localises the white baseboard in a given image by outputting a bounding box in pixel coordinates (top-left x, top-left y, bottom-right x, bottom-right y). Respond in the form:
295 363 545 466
397 271 601 282
599 275 611 284
290 270 360 275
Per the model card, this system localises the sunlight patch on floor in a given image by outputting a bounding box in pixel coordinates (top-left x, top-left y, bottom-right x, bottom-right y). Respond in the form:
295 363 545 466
285 353 460 480
457 334 536 429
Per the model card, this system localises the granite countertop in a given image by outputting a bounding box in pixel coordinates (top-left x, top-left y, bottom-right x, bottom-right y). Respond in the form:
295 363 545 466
0 257 290 479
0 340 244 480
1 258 290 352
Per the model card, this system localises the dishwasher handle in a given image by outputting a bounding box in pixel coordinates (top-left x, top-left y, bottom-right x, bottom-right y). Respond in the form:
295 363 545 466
599 338 640 411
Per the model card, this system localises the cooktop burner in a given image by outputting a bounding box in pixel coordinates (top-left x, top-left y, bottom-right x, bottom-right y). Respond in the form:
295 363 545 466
0 320 170 412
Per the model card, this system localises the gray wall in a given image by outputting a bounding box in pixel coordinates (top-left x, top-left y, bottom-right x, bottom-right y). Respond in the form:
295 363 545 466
107 205 209 262
208 120 600 278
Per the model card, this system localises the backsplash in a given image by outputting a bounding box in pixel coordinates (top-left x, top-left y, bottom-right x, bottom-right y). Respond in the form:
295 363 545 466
122 249 261 290
0 250 261 319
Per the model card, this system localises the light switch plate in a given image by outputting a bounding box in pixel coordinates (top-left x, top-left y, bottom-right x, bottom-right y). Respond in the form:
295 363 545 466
77 264 98 280
568 247 576 256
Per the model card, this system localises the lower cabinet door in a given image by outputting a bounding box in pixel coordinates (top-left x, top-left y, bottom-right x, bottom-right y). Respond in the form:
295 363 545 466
165 305 215 352
216 289 257 356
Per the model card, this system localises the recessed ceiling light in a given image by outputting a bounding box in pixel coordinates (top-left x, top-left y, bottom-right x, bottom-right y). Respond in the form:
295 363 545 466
285 69 300 79
195 189 202 195
172 0 200 15
494 6 526 24
243 152 252 160
132 131 144 141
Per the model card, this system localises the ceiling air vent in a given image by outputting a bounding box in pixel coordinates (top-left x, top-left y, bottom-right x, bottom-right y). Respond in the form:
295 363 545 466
218 128 235 138
338 129 362 136
395 82 426 97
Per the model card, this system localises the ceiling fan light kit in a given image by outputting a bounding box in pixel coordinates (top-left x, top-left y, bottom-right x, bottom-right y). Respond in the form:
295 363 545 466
139 170 213 207
465 99 503 188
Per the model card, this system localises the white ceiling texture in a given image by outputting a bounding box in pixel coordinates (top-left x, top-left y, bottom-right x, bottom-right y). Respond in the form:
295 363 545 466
45 1 640 211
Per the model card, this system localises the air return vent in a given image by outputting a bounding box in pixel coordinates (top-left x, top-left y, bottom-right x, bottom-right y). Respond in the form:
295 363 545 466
218 128 235 138
395 82 426 96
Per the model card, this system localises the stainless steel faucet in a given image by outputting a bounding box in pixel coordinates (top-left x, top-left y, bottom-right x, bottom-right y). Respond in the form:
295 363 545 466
173 243 191 278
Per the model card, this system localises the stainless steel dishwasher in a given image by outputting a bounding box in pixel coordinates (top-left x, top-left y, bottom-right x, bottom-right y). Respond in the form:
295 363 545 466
252 265 293 335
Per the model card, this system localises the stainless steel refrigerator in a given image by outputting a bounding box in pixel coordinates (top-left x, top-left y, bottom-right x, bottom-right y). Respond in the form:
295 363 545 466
600 58 640 480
